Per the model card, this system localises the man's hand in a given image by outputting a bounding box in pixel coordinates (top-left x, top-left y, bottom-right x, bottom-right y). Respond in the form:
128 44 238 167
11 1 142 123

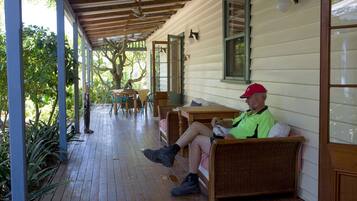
224 134 236 140
211 117 221 127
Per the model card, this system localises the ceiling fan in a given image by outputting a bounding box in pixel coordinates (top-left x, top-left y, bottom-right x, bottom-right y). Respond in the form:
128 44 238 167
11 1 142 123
131 0 146 19
126 33 146 41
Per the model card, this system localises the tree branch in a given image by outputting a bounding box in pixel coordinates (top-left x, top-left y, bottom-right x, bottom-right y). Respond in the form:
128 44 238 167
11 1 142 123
93 68 111 90
131 67 147 83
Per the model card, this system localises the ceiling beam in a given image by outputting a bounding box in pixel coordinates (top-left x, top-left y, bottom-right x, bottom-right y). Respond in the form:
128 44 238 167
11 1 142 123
74 0 190 14
64 0 92 48
91 39 149 49
85 21 165 31
91 39 146 46
86 24 161 34
87 26 157 36
78 4 184 20
88 28 155 39
83 18 166 28
69 0 121 4
79 11 175 23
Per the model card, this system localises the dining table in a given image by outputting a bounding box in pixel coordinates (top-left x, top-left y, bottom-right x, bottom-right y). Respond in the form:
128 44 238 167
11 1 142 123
111 89 138 114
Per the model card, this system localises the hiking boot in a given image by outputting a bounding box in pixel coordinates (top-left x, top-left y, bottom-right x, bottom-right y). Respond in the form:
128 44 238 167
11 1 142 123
171 174 200 196
142 149 162 163
84 128 94 134
142 146 176 167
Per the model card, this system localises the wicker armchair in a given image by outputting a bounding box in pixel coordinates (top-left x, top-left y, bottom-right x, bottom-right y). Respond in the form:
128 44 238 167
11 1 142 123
158 105 188 145
198 136 304 201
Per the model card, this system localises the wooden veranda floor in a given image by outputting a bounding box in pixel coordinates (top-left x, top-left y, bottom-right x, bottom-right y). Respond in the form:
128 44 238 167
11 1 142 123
41 105 206 201
41 105 303 201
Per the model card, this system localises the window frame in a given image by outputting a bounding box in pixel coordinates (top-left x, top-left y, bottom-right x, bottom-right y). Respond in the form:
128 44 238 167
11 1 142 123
222 0 251 83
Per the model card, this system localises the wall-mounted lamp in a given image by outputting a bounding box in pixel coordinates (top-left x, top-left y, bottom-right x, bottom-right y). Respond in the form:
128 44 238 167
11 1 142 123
276 0 299 12
189 29 199 40
159 47 167 54
184 54 191 61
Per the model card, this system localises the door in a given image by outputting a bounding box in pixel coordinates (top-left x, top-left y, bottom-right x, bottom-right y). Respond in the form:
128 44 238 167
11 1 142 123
167 34 184 105
152 41 168 93
152 41 168 116
320 1 357 201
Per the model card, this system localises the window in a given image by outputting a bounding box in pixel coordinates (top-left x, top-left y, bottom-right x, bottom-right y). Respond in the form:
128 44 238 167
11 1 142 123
223 0 251 83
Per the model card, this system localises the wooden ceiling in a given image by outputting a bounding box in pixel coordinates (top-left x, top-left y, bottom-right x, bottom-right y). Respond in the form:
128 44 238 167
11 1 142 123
69 0 191 48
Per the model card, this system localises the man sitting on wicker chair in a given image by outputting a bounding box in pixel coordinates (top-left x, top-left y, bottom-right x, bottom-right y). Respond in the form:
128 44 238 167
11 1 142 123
142 83 276 197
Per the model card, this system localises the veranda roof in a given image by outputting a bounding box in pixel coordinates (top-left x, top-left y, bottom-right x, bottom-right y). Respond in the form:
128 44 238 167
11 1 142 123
69 0 191 48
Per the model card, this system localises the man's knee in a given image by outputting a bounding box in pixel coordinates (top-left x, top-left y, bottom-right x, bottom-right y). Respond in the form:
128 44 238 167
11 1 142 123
191 121 200 127
195 135 211 147
191 121 204 130
191 135 206 146
191 136 199 145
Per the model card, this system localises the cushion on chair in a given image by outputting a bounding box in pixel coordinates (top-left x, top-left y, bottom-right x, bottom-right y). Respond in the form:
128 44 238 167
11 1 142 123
199 165 209 180
199 153 210 179
268 122 291 138
190 100 202 106
159 119 167 133
193 98 210 106
182 98 213 107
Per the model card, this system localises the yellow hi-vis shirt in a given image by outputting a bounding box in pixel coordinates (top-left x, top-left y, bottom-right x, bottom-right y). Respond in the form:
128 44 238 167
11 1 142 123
229 106 275 139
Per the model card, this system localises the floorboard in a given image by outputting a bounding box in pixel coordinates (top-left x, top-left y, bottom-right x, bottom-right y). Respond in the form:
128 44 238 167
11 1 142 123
41 105 302 201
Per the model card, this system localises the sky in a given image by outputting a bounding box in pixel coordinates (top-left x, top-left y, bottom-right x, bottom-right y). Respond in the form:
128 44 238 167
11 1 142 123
1 0 73 41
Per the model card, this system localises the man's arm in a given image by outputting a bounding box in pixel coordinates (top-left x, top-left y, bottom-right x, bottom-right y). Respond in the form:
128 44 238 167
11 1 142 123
216 119 233 128
211 117 233 128
224 134 236 140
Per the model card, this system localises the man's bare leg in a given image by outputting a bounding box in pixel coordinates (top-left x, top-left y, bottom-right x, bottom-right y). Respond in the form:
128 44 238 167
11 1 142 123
170 135 211 196
188 135 211 173
143 121 212 168
176 122 212 148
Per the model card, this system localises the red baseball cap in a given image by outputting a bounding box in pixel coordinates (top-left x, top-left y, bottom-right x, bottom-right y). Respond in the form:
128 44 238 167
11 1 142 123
240 83 267 98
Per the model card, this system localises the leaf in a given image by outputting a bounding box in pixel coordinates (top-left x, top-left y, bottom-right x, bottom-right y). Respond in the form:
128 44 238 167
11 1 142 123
28 182 62 201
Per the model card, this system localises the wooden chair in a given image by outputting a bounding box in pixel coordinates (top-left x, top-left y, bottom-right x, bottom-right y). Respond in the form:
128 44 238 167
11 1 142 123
198 136 305 201
109 93 126 115
146 92 154 110
137 89 149 112
153 91 169 117
158 105 188 145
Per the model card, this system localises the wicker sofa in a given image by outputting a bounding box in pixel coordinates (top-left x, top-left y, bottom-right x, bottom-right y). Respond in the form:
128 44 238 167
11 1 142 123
197 136 305 201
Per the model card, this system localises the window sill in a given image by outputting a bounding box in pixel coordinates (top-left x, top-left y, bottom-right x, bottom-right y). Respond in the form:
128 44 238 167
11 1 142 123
220 79 251 85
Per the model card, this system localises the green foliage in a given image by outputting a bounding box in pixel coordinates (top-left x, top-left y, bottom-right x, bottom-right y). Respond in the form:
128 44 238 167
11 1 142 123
91 50 147 104
99 40 147 89
0 121 76 201
0 25 77 125
0 25 78 200
21 25 76 124
91 76 112 104
0 130 10 200
26 0 55 7
0 34 8 130
23 26 57 118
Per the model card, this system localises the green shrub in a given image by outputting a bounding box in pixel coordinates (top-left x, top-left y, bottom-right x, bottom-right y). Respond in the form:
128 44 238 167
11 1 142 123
0 121 76 201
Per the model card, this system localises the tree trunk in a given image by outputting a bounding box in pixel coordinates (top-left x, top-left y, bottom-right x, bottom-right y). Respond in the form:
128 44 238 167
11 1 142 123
2 111 8 132
112 72 122 89
35 102 40 125
0 109 3 133
94 68 111 90
0 99 3 130
48 95 58 125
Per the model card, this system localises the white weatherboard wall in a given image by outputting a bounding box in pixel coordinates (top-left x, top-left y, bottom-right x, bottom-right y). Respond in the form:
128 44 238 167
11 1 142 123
147 0 321 200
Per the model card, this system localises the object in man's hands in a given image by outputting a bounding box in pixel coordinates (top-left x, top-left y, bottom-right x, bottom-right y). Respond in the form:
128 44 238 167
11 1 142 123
212 124 229 137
